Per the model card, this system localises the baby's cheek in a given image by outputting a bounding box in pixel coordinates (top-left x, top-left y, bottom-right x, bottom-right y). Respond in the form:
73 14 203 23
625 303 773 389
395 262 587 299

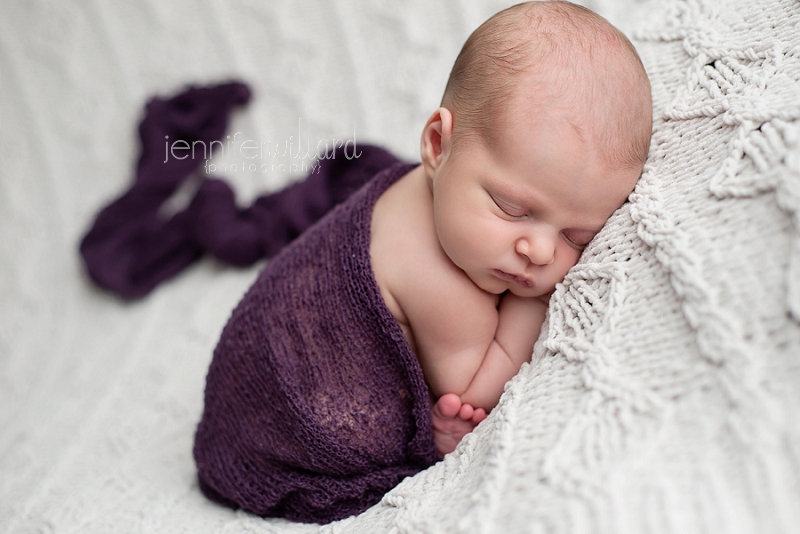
556 247 582 277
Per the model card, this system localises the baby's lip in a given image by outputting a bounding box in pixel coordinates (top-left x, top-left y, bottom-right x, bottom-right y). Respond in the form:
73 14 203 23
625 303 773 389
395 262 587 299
493 269 534 288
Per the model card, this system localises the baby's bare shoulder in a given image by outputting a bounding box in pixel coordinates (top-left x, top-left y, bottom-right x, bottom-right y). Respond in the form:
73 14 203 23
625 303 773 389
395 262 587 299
371 166 498 357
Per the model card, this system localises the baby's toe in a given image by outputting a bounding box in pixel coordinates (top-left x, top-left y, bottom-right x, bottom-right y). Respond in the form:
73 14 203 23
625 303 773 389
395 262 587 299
434 393 462 419
472 408 487 424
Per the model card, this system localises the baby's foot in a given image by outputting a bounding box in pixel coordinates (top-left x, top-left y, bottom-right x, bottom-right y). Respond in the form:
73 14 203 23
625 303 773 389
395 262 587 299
431 394 487 456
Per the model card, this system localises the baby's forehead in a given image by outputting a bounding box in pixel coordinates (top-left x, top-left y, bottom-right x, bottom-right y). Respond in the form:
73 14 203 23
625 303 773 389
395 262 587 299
445 1 652 168
494 71 650 165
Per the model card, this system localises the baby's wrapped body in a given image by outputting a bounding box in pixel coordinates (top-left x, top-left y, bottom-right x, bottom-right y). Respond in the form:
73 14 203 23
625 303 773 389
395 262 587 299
76 80 437 524
193 163 440 523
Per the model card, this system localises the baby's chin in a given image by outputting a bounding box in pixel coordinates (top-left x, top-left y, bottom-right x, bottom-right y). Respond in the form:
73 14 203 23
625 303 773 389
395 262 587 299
473 273 552 299
506 284 552 299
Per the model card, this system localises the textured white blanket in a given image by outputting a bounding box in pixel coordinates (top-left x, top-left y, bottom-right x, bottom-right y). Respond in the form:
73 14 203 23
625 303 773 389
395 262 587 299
1 0 799 532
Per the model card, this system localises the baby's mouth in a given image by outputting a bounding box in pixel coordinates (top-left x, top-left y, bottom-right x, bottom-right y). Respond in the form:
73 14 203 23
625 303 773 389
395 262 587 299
493 269 534 288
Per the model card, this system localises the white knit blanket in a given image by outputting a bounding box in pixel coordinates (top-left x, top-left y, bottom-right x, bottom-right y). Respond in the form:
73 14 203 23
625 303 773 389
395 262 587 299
2 0 799 532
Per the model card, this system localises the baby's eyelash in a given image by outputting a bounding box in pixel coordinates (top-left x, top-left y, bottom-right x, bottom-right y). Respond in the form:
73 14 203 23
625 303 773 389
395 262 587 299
562 230 595 250
563 236 586 250
491 195 527 218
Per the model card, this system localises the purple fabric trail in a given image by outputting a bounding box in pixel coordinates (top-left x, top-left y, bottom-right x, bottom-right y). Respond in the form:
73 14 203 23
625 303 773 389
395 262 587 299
79 81 400 298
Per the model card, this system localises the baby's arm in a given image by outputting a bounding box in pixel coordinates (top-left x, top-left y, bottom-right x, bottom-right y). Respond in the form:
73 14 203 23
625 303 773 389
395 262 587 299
459 293 548 410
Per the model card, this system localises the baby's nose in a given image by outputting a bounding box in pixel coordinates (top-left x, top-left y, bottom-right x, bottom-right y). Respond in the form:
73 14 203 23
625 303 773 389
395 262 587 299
516 230 556 265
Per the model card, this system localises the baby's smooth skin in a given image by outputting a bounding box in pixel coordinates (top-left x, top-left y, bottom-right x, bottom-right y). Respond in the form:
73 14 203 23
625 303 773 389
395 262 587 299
371 1 652 456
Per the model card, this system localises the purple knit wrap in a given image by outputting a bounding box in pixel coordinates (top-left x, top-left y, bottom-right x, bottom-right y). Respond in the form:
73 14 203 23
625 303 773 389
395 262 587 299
193 162 440 523
79 81 402 300
78 82 440 522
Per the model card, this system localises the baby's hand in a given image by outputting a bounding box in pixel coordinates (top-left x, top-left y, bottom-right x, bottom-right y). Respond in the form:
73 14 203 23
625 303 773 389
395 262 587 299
431 393 486 456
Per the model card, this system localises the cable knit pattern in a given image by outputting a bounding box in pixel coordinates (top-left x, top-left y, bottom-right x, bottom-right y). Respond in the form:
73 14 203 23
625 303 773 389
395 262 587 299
2 0 799 532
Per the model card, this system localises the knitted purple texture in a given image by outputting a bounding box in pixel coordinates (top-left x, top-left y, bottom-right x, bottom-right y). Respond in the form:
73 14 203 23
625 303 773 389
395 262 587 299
79 81 438 521
193 162 440 523
79 81 400 299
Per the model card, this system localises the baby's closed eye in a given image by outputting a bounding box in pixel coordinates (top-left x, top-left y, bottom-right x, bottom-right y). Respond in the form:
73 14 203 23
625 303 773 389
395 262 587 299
561 229 596 249
491 194 527 219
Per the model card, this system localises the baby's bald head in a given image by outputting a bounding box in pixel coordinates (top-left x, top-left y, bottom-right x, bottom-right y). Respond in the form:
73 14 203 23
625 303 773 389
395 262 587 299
442 1 652 170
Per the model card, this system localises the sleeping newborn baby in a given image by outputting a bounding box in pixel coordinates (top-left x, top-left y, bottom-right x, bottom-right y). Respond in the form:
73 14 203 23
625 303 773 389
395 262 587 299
193 0 652 523
372 0 652 456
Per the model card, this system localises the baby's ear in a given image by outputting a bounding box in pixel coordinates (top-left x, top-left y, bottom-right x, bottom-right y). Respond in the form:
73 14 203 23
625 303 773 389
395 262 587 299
420 107 454 179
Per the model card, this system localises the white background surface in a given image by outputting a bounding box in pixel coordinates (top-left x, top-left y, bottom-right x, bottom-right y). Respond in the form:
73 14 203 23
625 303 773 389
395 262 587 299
6 1 799 533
